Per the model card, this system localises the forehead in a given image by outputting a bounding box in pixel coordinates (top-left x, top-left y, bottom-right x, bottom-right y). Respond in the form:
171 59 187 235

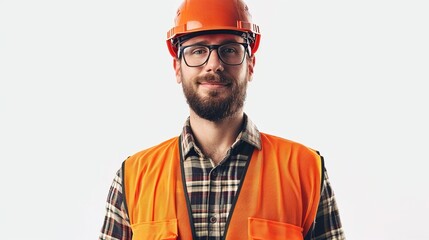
182 33 244 45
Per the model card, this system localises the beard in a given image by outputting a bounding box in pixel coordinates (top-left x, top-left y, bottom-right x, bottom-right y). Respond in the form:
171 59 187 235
181 72 247 122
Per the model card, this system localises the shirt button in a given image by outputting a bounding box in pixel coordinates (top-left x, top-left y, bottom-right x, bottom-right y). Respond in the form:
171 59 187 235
211 170 218 178
210 216 217 223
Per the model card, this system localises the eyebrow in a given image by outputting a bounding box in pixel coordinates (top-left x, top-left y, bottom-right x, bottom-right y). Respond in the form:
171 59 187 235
183 39 244 47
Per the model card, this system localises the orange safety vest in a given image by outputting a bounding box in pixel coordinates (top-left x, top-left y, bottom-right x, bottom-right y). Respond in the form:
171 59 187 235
123 133 322 240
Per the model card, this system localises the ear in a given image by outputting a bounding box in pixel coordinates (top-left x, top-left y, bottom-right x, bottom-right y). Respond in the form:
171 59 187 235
173 58 182 84
247 55 256 81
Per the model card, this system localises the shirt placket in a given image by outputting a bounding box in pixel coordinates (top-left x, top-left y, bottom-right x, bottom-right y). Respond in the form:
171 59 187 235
207 166 222 240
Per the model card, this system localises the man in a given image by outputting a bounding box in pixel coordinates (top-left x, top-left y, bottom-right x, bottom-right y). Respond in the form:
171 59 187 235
100 0 345 239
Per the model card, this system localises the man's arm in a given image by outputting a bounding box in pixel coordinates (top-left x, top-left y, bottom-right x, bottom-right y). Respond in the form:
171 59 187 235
99 169 133 240
305 168 345 240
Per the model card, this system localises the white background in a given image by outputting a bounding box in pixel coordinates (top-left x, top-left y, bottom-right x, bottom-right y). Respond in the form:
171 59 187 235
1 0 428 239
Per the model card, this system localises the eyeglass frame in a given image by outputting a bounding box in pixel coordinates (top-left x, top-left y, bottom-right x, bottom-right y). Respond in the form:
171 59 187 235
177 42 250 67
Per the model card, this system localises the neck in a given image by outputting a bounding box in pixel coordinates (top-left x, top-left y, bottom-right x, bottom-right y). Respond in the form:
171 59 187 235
189 110 244 165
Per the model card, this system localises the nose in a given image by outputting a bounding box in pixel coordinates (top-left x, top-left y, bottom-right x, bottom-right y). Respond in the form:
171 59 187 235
205 49 224 72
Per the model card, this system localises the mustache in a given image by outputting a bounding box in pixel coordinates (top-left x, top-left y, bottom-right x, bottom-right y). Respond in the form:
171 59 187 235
196 73 231 84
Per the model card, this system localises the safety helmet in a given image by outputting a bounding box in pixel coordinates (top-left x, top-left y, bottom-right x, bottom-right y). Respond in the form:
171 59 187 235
166 0 261 58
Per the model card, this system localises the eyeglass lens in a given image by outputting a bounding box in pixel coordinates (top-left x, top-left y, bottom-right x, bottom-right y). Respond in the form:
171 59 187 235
182 43 246 67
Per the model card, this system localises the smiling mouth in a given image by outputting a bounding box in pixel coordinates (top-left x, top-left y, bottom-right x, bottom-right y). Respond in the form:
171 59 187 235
200 81 229 86
199 81 231 90
196 73 232 89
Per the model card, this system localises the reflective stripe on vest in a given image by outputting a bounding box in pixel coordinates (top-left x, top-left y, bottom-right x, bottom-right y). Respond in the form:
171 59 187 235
123 133 322 240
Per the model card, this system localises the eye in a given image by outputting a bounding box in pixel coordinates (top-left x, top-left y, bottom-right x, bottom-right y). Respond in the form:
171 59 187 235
220 43 244 57
221 47 237 55
188 46 208 56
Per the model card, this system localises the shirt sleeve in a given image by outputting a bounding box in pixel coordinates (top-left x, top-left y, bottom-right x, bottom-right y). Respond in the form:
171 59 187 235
99 168 133 240
305 168 345 240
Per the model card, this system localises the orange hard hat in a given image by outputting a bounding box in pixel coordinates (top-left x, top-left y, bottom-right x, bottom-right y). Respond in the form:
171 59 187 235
166 0 261 58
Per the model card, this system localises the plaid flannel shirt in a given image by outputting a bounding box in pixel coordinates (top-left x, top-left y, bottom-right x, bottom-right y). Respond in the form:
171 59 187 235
100 115 345 239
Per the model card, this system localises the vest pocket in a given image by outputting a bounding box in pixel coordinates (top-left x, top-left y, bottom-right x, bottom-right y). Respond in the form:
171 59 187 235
131 219 178 240
248 217 303 240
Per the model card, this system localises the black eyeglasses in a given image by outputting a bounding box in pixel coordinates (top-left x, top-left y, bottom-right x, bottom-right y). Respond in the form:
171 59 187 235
178 42 249 67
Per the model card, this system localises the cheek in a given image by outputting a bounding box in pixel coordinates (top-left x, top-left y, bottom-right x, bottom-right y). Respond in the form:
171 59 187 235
179 66 201 83
238 65 251 82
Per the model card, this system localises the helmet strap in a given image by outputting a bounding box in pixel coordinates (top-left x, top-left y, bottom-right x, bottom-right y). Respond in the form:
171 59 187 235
174 30 254 48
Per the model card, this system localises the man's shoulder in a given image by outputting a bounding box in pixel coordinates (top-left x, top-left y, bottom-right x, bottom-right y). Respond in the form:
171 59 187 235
259 132 323 172
259 132 320 155
125 136 180 164
260 132 305 147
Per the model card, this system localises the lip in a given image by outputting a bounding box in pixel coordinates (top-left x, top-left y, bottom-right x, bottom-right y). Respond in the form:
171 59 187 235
199 82 230 89
200 82 228 85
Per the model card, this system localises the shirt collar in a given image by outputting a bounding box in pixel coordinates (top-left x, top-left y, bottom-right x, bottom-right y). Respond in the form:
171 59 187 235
180 113 262 159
